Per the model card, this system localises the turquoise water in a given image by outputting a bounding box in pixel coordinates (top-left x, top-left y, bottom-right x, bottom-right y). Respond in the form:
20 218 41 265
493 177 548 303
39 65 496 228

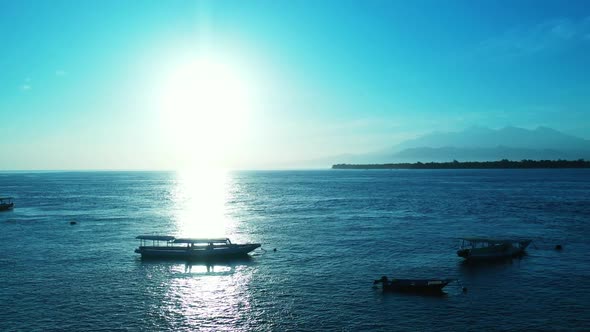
1 170 589 331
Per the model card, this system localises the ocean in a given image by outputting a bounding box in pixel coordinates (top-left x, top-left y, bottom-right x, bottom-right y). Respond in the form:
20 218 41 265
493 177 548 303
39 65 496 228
1 169 589 331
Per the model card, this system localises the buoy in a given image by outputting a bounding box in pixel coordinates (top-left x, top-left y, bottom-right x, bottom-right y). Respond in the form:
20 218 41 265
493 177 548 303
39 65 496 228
273 248 277 252
555 244 562 250
70 221 77 225
462 287 468 293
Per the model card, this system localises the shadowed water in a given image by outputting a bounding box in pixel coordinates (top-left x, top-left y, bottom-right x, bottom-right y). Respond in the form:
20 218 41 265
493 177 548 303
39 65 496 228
1 169 589 331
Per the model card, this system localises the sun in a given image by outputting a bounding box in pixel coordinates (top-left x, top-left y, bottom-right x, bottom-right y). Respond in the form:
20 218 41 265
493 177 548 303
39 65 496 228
158 57 252 168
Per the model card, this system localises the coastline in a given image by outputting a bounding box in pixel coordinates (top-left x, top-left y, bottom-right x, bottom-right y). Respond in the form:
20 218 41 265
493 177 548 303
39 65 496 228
332 159 590 169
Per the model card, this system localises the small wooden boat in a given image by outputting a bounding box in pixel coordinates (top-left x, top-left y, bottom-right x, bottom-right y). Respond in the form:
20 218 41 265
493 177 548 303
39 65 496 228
0 197 14 211
135 235 261 260
373 276 455 293
457 237 532 261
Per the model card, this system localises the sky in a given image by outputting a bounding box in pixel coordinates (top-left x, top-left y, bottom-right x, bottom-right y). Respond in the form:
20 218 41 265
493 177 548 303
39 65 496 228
1 0 589 170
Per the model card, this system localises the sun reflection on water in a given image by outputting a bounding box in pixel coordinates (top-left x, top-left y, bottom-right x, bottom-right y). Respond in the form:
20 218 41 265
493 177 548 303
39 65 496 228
154 262 254 331
146 170 259 330
171 169 234 238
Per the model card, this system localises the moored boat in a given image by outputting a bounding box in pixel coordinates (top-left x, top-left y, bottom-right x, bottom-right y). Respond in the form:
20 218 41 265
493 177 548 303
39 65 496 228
457 237 532 261
373 276 455 293
135 235 261 260
0 197 14 211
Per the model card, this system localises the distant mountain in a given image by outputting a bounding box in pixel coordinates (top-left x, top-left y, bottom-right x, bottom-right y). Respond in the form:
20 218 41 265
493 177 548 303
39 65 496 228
323 126 590 166
392 126 590 151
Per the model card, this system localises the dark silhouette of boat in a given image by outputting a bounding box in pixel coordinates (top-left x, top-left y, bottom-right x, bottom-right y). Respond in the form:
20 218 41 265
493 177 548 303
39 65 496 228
457 237 532 261
135 235 261 260
0 197 14 211
374 276 455 293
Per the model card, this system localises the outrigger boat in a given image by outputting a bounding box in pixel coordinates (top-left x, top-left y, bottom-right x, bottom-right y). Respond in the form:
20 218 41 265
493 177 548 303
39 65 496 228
135 235 261 260
457 237 532 261
0 197 14 211
373 276 455 293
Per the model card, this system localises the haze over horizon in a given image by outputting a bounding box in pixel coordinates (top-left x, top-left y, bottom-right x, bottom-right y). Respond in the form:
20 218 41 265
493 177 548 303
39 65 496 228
1 1 589 170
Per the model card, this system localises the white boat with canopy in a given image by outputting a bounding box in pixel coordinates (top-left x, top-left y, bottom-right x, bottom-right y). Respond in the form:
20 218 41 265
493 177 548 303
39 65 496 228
135 235 261 259
457 237 532 261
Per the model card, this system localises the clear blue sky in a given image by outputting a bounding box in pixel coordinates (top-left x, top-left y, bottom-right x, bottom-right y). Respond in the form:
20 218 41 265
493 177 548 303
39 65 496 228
1 0 589 169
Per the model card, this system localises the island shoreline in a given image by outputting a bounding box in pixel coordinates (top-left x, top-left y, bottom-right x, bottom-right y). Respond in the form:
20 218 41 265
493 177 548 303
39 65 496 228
332 159 590 169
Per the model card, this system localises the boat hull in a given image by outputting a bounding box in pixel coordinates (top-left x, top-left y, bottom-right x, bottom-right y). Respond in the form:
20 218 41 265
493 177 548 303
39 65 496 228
457 240 531 261
0 203 14 211
135 244 261 260
376 277 454 294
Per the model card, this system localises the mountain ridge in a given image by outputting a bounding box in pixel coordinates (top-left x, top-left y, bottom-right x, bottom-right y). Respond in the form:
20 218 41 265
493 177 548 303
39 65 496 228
321 126 590 166
391 126 590 152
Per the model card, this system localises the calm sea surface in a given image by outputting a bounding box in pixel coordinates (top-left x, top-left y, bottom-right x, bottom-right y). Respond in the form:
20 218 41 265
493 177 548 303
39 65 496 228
1 170 589 331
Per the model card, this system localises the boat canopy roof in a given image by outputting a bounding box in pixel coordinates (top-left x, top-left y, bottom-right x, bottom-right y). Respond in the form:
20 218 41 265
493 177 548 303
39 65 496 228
460 237 530 244
0 197 13 200
173 238 230 244
136 235 176 241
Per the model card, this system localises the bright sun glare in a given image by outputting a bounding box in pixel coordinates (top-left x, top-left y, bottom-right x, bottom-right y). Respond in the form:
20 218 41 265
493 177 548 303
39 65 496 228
155 56 253 239
172 169 232 238
159 57 252 168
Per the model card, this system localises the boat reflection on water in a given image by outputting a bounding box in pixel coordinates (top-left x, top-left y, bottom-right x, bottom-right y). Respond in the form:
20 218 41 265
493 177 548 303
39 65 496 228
139 255 255 275
458 252 528 272
138 254 256 329
182 257 254 274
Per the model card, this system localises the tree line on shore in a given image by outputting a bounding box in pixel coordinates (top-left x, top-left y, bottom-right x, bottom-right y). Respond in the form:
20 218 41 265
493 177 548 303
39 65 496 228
332 159 590 169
